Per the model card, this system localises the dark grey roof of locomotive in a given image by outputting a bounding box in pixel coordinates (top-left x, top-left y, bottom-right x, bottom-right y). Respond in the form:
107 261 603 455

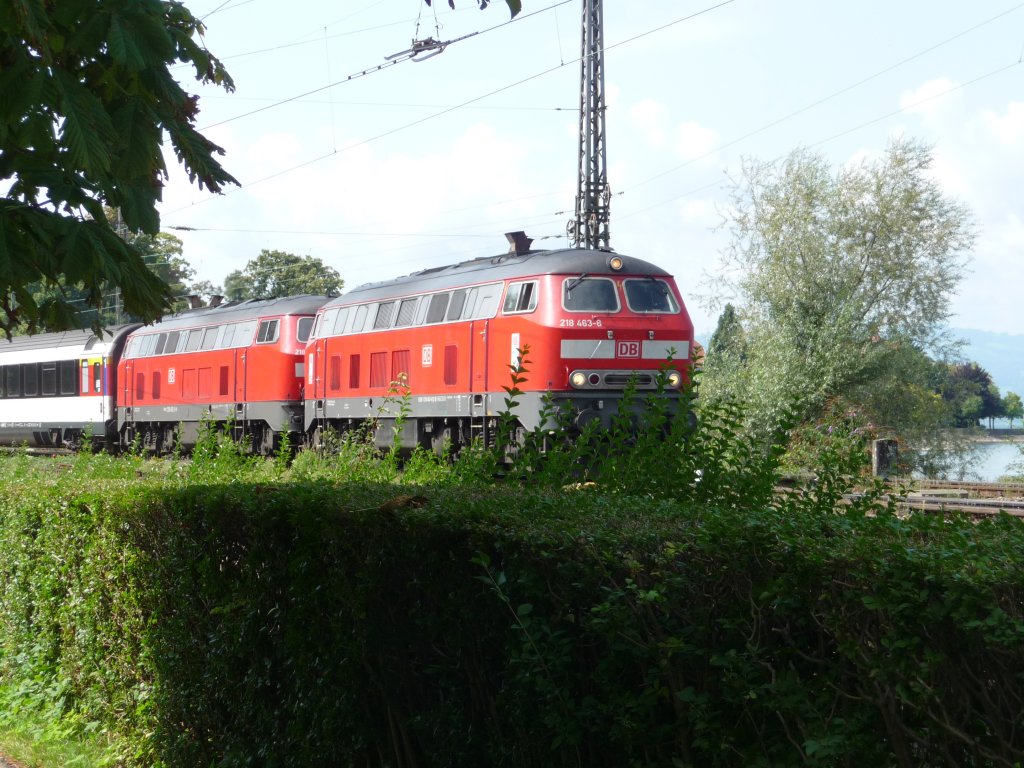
327 247 673 307
131 295 329 334
0 323 142 354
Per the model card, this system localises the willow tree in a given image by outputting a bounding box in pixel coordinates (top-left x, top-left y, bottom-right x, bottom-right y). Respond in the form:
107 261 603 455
703 138 975 449
0 0 238 335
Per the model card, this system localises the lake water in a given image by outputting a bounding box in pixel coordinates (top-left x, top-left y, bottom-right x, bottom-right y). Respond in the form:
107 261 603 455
959 441 1023 482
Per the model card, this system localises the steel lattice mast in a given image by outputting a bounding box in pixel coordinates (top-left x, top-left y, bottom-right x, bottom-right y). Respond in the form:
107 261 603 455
569 0 610 250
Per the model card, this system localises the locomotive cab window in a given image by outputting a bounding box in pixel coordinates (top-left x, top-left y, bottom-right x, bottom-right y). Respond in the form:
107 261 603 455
624 278 679 313
297 316 315 342
256 319 280 344
503 281 538 314
562 276 619 313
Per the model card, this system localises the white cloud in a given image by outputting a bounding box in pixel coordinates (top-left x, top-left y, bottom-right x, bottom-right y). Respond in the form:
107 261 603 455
627 98 669 147
675 120 719 164
980 101 1024 146
899 77 960 118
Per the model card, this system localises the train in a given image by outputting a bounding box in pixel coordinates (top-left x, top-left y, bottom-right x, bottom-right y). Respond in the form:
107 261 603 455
0 235 695 454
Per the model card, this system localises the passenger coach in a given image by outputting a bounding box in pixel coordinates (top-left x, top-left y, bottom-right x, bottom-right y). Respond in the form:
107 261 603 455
305 236 694 452
0 324 139 449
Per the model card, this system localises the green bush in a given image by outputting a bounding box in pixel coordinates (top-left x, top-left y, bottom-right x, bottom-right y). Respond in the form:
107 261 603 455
0 397 1022 767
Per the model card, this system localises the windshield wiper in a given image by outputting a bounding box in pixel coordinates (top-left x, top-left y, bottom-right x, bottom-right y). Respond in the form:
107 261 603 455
565 273 589 295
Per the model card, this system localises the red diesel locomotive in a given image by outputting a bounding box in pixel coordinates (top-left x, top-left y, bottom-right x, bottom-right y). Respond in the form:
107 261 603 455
117 295 325 453
304 236 694 453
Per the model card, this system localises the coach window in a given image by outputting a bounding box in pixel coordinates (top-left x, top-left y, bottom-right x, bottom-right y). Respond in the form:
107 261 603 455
562 276 619 313
426 293 449 324
503 281 538 314
374 302 396 330
624 278 679 313
5 366 20 397
297 316 315 342
186 329 204 352
23 364 39 397
257 319 280 344
446 289 468 322
59 361 78 396
395 298 418 327
41 363 57 396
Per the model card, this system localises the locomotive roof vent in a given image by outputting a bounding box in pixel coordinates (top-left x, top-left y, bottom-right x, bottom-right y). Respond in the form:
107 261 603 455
505 231 533 256
208 295 225 308
186 295 203 310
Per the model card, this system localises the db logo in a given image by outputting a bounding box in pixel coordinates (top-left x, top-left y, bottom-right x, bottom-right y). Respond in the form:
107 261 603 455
616 341 640 358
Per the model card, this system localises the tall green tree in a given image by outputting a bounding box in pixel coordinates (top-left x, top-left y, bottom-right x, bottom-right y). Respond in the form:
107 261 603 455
224 250 343 301
703 138 975 465
1004 392 1023 429
0 0 237 336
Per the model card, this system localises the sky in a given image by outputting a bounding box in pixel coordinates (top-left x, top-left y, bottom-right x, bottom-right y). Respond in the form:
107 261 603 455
160 0 1024 336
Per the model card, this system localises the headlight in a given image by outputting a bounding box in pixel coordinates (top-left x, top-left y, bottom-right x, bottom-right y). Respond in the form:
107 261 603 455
608 256 624 271
666 370 682 389
570 371 587 388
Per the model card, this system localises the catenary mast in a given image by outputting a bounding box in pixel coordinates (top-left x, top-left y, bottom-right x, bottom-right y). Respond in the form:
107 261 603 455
569 0 610 250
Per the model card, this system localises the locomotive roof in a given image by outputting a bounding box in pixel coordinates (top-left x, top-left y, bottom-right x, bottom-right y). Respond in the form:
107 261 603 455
132 295 329 334
0 323 142 355
329 247 673 306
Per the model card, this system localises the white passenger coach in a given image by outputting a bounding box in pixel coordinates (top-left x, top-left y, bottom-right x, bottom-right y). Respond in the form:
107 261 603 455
0 324 140 449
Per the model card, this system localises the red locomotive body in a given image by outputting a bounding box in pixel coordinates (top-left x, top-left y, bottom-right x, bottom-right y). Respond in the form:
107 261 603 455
118 295 325 453
304 245 694 451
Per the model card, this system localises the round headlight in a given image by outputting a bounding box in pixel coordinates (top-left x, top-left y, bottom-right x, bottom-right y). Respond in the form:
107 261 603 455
608 256 624 271
570 371 587 388
666 370 682 389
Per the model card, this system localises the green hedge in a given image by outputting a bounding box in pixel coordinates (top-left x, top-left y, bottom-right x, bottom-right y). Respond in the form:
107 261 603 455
0 455 1022 767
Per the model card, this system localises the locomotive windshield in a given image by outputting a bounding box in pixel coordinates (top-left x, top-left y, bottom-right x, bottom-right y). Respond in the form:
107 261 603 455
623 278 680 313
562 277 619 313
